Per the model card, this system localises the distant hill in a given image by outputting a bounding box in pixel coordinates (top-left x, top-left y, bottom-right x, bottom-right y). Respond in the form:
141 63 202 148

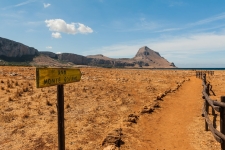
0 37 176 68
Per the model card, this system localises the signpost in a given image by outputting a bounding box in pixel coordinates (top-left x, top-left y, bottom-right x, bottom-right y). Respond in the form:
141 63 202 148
36 68 82 150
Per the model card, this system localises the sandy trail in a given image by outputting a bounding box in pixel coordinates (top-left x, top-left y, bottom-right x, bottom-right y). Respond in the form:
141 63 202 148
136 76 203 150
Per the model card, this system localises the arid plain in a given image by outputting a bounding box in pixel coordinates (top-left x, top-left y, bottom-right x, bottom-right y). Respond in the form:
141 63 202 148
0 66 225 150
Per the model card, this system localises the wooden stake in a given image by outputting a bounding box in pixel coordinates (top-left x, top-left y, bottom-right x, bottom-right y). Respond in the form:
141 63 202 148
220 96 225 150
57 85 65 150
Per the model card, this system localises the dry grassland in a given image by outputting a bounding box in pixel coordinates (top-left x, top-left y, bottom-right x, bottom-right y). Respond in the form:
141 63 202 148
0 66 224 150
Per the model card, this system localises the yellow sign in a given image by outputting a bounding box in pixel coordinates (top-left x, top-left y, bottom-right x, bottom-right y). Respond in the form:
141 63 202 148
36 68 82 88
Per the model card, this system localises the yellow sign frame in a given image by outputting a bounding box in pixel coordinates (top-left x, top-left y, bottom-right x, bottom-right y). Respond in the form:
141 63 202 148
36 68 81 88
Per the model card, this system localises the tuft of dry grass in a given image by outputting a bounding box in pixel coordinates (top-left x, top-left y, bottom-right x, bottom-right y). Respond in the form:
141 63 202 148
7 81 13 88
23 86 29 92
8 97 13 102
50 109 56 114
15 89 23 97
46 100 52 106
66 104 70 109
22 113 30 119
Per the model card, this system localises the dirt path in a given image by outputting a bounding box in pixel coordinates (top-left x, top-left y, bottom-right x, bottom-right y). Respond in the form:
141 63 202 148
136 76 203 150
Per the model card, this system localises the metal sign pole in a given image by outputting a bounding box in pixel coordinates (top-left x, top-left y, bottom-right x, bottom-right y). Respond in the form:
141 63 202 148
57 84 65 150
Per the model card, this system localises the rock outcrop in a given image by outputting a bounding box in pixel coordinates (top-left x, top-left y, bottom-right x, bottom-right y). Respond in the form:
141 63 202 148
0 37 38 61
57 53 89 65
86 46 176 68
133 46 174 68
39 51 58 59
0 37 176 68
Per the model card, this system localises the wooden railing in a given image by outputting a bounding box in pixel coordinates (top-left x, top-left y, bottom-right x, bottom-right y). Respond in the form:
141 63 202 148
196 71 225 149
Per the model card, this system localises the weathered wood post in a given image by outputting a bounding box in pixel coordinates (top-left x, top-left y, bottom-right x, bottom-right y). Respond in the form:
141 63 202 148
57 84 65 150
203 73 206 84
203 74 209 131
221 96 225 149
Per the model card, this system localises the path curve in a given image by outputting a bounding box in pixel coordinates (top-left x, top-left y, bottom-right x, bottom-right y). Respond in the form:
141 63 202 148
137 76 203 149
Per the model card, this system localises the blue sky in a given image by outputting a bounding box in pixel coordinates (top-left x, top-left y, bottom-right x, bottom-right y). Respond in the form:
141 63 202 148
1 0 225 67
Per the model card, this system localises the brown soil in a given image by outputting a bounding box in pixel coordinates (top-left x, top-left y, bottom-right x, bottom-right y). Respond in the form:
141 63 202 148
0 67 224 150
130 76 220 150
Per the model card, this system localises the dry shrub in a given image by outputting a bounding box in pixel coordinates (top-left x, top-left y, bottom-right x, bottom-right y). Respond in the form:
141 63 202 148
7 79 10 84
66 104 70 109
1 86 4 90
46 100 52 106
38 109 44 115
15 89 23 97
3 113 17 123
15 81 19 86
6 89 10 93
37 94 41 98
7 81 13 88
28 82 32 86
8 97 13 101
50 109 56 114
23 86 29 92
1 80 4 83
23 113 30 119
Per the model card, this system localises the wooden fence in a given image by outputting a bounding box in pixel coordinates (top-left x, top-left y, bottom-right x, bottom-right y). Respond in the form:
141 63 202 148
196 71 225 149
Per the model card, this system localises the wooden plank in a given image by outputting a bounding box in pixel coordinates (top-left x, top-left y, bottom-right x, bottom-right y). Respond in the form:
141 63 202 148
202 90 220 112
221 96 225 149
36 68 81 88
214 101 225 108
203 107 223 143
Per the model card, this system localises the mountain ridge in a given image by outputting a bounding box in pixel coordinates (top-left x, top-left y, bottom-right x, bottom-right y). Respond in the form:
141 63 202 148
0 37 176 68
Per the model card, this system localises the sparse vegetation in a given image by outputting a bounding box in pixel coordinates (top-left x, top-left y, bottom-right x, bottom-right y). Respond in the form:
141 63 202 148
8 97 13 101
22 113 30 119
46 100 52 106
0 66 223 150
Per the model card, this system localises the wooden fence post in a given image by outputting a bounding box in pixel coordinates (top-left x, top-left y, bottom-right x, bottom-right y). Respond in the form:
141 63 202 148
203 73 208 131
203 74 206 84
205 100 209 131
221 96 225 150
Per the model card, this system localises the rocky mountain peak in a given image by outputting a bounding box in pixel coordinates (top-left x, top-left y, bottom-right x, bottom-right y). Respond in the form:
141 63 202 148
134 46 161 59
133 46 175 68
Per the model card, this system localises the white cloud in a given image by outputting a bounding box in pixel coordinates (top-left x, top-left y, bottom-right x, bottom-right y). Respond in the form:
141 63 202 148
46 46 52 49
77 23 93 33
2 0 36 10
189 12 225 26
82 32 225 65
56 52 62 54
44 3 51 8
45 19 93 35
15 0 36 7
52 32 62 38
150 33 225 54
